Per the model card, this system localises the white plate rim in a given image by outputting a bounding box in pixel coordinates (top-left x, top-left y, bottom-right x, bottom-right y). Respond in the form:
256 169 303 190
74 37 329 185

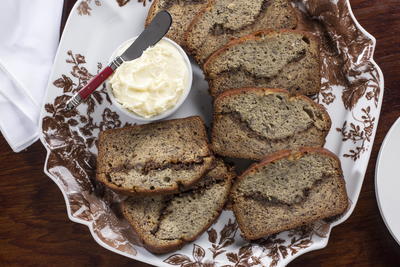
375 117 400 246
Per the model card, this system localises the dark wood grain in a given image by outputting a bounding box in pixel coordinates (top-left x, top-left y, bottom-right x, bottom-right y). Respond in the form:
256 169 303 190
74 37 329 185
0 0 399 266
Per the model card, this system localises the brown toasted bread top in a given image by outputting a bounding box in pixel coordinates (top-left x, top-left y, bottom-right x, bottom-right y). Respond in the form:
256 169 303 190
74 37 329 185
203 29 319 73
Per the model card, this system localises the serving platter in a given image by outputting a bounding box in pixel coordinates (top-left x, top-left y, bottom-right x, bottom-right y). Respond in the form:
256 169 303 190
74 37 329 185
39 0 384 266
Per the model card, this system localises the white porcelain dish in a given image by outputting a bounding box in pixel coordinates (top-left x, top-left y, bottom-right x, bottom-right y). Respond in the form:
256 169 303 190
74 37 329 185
107 36 193 122
375 117 400 246
38 0 384 266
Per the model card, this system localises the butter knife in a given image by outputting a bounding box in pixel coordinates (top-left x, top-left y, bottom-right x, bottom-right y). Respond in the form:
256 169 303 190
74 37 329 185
65 11 172 111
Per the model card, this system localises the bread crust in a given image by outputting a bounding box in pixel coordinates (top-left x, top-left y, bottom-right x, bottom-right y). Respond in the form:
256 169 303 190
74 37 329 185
231 147 349 240
145 0 159 27
121 163 235 254
211 88 331 160
183 0 216 62
96 116 214 195
146 0 211 46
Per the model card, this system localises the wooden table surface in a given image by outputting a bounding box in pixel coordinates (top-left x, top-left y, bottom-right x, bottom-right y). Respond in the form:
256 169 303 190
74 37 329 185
1 0 399 266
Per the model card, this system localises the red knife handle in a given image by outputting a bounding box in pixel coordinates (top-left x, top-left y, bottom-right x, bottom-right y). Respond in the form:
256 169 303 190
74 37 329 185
79 66 114 99
65 66 114 111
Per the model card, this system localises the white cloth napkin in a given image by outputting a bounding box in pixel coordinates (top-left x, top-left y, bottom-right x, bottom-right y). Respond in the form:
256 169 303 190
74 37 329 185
0 0 63 152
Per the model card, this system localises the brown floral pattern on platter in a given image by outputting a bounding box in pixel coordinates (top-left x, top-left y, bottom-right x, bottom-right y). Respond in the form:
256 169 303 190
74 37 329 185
116 0 131 6
42 50 138 254
137 0 152 7
117 0 151 7
207 220 262 267
223 246 261 267
365 71 380 108
207 219 238 259
299 0 381 111
296 0 381 109
295 0 381 160
162 219 330 267
164 244 216 267
77 0 150 15
336 106 375 161
239 221 329 267
77 0 101 16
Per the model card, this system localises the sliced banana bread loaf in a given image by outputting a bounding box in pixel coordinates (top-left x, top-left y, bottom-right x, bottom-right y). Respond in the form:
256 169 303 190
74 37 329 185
145 0 210 45
231 147 348 240
212 88 331 160
204 30 321 97
97 116 214 195
185 0 297 63
121 159 234 253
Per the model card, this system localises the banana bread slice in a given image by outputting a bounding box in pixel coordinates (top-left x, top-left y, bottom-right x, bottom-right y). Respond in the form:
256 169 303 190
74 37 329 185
184 0 297 63
211 88 331 160
231 147 348 240
145 0 210 45
97 116 214 195
204 30 321 97
121 159 234 254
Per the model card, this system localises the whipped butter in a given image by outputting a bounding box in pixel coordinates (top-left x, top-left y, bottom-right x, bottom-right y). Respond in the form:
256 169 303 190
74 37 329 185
110 39 188 118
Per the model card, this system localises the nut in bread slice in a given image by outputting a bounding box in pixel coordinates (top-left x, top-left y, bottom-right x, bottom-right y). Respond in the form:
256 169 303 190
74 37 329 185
231 147 348 240
184 0 297 63
204 30 321 97
97 116 214 195
145 0 210 45
212 88 331 160
121 159 234 254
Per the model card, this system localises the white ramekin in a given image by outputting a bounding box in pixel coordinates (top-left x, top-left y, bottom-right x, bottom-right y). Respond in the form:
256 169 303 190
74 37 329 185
106 36 193 122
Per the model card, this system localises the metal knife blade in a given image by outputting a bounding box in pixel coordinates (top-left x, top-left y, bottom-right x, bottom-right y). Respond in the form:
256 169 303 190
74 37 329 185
65 11 172 111
120 10 172 62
